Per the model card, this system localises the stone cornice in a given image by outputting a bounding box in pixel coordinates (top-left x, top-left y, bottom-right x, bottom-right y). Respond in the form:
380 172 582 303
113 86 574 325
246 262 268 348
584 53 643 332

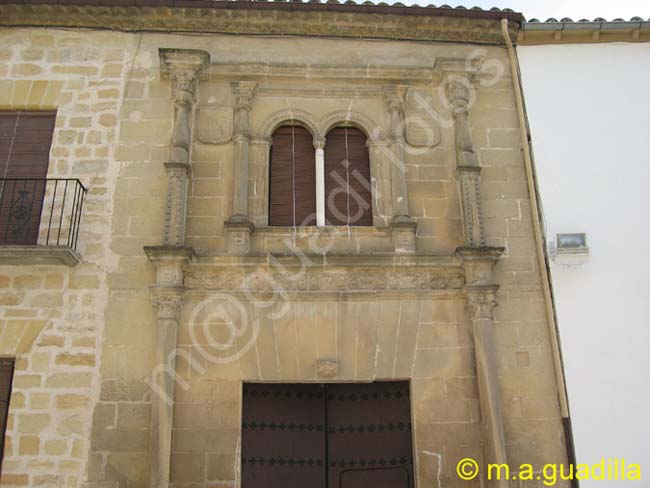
0 3 521 45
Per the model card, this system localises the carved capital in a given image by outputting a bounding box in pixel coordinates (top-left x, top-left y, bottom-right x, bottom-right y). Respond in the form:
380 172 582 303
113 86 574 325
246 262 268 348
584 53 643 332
160 48 210 104
231 81 257 138
232 81 257 109
445 75 473 112
466 285 499 320
151 288 184 320
313 137 326 150
382 85 407 141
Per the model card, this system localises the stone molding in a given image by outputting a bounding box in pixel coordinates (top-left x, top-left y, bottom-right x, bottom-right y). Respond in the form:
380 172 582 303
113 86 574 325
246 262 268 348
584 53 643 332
255 107 385 143
1 4 521 45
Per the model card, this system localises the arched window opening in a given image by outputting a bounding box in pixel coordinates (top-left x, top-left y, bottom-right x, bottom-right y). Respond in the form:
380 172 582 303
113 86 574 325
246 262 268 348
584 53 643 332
324 127 373 226
268 125 316 227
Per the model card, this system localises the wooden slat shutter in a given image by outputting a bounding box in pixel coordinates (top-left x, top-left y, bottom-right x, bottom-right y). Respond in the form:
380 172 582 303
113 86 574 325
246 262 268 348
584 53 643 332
324 127 373 226
0 111 55 245
242 384 326 488
268 126 316 226
0 359 15 475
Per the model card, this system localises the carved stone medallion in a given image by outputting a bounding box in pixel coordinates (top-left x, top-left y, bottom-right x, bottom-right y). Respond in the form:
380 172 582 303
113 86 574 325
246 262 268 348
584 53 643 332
197 105 233 144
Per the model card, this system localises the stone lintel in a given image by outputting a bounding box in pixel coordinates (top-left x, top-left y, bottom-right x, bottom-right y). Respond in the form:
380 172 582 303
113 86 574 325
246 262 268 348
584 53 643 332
0 245 81 267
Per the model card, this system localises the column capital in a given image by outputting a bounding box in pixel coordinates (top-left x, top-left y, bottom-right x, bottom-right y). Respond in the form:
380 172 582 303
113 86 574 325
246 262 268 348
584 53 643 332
381 84 406 108
160 49 210 80
444 75 474 112
160 48 210 102
465 285 499 320
151 287 184 320
231 81 258 109
313 137 326 150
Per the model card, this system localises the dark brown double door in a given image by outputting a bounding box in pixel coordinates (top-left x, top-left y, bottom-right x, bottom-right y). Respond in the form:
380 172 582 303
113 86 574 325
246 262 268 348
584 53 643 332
242 382 414 488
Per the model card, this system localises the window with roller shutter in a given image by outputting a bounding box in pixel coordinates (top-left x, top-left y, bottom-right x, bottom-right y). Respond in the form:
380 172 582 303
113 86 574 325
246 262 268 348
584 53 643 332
268 125 317 227
0 359 15 476
0 111 56 245
324 127 372 227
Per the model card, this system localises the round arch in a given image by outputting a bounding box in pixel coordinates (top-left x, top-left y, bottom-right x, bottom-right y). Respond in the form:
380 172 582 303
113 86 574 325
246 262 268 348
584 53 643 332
256 107 321 142
318 109 386 143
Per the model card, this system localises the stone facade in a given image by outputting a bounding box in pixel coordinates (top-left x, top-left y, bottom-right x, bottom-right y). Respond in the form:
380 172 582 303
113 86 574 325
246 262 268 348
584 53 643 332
1 5 568 488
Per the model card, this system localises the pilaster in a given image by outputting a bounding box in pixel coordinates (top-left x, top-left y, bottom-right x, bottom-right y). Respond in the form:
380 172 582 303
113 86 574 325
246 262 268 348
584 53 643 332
458 246 508 488
226 81 257 254
159 48 210 246
446 75 485 247
143 245 194 488
382 85 416 252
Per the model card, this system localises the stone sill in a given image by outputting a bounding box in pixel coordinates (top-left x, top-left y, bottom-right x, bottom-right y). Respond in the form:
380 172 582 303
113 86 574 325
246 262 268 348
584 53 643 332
0 245 81 267
253 225 391 238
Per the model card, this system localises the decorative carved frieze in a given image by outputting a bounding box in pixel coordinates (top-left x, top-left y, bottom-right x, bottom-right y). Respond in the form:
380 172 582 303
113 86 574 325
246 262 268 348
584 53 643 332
184 265 465 292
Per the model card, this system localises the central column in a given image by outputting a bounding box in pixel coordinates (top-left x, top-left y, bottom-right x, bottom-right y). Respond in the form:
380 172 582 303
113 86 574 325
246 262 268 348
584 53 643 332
226 81 257 254
315 137 326 227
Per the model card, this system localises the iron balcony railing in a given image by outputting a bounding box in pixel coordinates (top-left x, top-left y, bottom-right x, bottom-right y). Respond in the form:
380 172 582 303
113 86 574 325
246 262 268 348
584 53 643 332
0 178 87 252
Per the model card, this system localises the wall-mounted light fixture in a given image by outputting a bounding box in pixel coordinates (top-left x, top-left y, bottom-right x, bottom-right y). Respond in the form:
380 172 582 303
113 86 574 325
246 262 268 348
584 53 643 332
550 233 589 266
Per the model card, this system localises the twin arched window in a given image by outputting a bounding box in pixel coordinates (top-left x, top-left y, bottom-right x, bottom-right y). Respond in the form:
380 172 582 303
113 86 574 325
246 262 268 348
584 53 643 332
268 125 372 227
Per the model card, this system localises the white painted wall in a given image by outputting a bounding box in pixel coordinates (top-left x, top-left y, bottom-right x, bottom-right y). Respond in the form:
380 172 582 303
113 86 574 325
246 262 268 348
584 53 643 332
518 42 650 485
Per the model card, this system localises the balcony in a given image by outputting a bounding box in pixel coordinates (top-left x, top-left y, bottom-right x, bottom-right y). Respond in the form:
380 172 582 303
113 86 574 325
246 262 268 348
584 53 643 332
0 178 87 266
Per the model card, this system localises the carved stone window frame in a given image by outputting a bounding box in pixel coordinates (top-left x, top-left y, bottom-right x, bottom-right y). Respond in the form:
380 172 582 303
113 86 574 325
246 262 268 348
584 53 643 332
253 107 391 229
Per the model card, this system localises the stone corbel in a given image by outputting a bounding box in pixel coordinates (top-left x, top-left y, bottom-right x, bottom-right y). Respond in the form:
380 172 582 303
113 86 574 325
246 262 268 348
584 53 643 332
382 85 416 252
443 70 485 248
458 246 508 488
226 81 258 254
143 246 194 488
159 48 210 247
